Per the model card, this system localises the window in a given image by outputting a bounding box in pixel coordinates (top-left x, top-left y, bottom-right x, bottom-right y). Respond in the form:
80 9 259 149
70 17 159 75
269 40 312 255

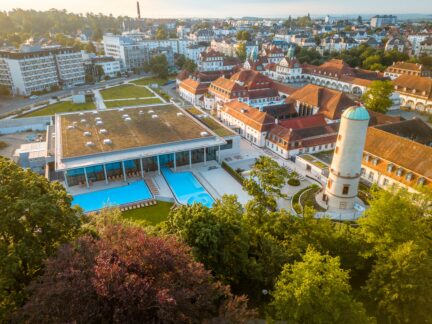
335 146 339 154
220 139 233 150
327 179 333 189
342 185 350 195
338 134 342 141
383 178 389 186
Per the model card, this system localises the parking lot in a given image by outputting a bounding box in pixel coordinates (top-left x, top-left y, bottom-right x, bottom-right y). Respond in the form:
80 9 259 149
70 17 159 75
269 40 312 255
0 131 45 160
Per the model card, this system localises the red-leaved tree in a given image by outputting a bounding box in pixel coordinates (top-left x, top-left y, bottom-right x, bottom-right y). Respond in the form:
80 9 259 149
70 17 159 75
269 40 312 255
17 224 254 323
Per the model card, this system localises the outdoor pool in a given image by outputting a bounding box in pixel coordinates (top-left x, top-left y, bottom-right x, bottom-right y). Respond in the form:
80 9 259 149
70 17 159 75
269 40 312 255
161 167 214 208
72 180 153 213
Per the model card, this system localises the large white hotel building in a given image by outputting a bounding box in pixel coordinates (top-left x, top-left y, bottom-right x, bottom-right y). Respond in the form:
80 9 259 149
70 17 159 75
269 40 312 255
0 46 85 96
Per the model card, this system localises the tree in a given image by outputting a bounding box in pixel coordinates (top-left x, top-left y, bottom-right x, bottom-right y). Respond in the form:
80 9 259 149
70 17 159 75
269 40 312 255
236 42 247 62
0 157 81 319
175 54 197 72
92 27 103 41
361 80 394 113
18 223 255 323
270 247 372 324
85 41 97 54
145 54 169 79
156 25 168 40
365 241 432 323
243 156 289 210
236 30 251 41
166 195 251 286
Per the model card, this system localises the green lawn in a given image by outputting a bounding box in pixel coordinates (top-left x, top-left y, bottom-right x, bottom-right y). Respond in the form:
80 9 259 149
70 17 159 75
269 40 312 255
200 116 235 137
19 101 96 117
122 201 174 226
100 84 154 100
131 77 171 86
105 98 163 108
186 107 204 115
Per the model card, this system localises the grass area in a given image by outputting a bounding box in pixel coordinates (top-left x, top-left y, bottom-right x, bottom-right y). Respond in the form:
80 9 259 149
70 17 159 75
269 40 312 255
185 107 235 137
299 186 326 212
105 98 163 108
292 184 320 214
300 154 328 169
122 201 174 226
100 84 154 100
131 77 171 86
0 141 9 149
186 107 204 115
19 101 95 117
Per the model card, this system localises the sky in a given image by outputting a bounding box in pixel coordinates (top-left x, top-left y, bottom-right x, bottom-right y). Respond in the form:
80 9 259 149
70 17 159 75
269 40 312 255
1 0 431 18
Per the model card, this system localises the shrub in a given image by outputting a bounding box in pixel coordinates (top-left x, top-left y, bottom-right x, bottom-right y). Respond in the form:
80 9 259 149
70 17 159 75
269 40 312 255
222 161 244 185
288 178 300 186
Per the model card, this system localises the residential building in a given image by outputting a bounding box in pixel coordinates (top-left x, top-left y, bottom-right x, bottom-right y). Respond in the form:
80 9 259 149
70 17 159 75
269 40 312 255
184 44 207 64
370 15 397 28
384 62 430 80
408 33 432 56
419 37 432 56
220 100 275 147
266 114 339 159
393 75 432 113
385 36 409 53
361 126 432 192
197 49 241 72
0 46 85 96
92 57 121 78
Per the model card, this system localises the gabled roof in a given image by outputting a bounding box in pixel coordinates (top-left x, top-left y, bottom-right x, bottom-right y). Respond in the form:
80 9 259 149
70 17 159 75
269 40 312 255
393 75 432 99
289 84 356 120
179 78 208 95
373 118 432 146
364 127 432 181
279 114 327 129
222 101 275 132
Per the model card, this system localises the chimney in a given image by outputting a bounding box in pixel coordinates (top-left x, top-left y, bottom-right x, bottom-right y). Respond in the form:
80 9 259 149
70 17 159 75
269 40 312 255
275 118 279 125
137 1 141 19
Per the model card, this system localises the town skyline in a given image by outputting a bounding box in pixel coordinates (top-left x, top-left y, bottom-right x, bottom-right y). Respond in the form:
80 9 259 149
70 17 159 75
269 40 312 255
1 0 432 18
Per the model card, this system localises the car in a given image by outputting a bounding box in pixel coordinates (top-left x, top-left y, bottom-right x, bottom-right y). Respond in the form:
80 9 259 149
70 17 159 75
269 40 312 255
29 95 39 100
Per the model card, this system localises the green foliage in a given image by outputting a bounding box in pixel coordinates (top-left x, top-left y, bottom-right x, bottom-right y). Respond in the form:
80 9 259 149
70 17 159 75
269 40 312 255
221 161 244 185
361 80 394 113
271 247 372 324
0 157 81 319
166 196 250 285
145 54 169 79
287 178 300 186
236 42 247 62
175 54 197 72
236 30 251 41
243 156 289 211
155 25 168 40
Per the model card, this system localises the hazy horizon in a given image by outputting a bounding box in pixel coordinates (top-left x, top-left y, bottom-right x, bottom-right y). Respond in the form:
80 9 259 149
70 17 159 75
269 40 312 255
1 0 431 19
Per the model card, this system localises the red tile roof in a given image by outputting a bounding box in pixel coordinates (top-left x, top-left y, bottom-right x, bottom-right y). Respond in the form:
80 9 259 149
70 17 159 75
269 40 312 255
222 101 275 132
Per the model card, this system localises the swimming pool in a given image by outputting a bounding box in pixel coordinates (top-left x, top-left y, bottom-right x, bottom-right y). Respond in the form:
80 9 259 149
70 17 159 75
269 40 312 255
161 167 214 208
72 180 153 213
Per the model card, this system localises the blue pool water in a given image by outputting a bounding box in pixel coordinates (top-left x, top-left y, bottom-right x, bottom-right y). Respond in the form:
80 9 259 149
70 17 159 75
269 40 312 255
72 180 153 213
161 167 214 208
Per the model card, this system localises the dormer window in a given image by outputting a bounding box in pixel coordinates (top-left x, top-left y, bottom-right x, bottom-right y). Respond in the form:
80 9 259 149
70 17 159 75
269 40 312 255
387 164 394 172
372 158 379 166
396 168 403 177
364 154 370 162
406 172 413 181
417 177 426 186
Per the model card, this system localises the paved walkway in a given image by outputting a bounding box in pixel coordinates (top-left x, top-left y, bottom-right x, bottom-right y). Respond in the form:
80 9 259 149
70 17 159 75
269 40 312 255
93 89 106 110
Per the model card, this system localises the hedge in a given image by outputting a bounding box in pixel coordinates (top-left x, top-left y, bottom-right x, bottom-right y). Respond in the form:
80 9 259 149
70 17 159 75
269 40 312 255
288 178 301 186
221 161 244 185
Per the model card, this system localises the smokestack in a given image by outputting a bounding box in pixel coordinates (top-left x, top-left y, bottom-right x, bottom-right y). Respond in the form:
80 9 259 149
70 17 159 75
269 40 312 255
137 1 141 19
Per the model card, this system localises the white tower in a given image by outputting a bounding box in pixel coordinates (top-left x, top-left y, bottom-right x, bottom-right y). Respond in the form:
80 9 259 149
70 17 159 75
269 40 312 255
321 106 370 211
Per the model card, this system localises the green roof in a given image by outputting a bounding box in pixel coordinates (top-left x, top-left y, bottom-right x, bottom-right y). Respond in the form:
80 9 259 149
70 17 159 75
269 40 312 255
342 106 370 121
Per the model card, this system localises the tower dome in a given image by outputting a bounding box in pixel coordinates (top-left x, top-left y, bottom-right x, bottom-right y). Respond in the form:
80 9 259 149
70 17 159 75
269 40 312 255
342 106 369 121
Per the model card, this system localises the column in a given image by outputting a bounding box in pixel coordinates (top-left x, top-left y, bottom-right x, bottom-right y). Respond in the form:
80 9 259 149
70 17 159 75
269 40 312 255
173 152 177 172
218 146 221 164
121 161 127 181
189 150 192 169
157 155 161 174
140 158 144 178
204 148 207 165
83 168 89 188
103 164 108 184
63 171 69 188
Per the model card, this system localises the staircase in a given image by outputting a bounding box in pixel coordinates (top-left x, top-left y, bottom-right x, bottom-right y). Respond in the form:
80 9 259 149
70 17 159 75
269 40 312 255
145 178 160 196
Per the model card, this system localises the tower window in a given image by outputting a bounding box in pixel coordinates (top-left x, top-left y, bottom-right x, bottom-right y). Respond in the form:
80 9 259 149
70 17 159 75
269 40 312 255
342 185 350 195
335 146 339 154
338 134 342 141
327 179 333 189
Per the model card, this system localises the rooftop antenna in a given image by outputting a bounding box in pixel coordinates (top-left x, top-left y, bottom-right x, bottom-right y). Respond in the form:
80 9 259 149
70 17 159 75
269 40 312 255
137 1 141 20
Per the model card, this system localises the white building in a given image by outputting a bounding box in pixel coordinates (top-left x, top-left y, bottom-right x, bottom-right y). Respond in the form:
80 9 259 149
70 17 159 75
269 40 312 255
0 47 85 96
320 106 370 211
93 57 121 78
103 34 193 71
370 15 397 28
185 44 207 64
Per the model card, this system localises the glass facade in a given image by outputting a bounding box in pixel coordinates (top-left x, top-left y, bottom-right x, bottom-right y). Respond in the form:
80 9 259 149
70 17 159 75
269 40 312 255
105 162 123 179
206 146 218 162
176 151 190 167
191 148 205 164
124 159 140 177
66 168 86 187
86 165 105 183
159 153 175 168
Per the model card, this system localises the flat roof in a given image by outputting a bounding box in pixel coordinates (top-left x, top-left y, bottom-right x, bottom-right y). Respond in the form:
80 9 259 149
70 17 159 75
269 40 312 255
59 104 214 159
